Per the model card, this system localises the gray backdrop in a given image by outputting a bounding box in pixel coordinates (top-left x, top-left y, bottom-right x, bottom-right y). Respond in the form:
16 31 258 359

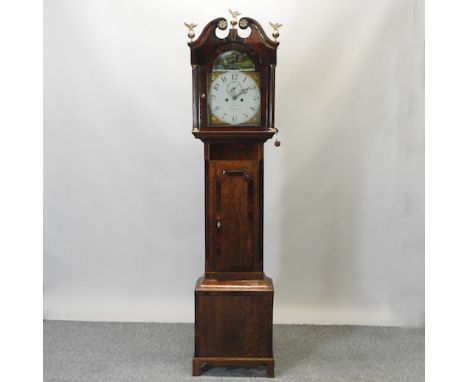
44 0 424 326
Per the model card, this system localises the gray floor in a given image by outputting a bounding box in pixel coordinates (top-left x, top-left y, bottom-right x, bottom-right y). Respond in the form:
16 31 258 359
44 321 424 382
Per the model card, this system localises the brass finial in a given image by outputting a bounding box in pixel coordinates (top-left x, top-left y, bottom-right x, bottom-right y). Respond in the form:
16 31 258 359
269 22 283 41
228 9 241 28
184 22 197 41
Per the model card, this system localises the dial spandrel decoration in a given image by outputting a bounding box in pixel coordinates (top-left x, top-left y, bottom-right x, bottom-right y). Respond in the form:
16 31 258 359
208 51 261 126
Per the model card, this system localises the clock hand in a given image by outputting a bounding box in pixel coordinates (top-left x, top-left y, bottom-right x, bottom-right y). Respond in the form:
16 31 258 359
232 86 253 100
227 84 239 98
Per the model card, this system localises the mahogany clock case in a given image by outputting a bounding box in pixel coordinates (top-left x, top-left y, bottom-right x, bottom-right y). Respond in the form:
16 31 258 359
188 15 279 378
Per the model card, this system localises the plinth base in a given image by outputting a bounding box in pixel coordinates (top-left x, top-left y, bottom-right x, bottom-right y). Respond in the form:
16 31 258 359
193 275 274 377
192 356 274 378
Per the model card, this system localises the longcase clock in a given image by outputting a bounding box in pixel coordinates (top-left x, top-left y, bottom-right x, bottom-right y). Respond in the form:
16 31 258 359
186 11 282 378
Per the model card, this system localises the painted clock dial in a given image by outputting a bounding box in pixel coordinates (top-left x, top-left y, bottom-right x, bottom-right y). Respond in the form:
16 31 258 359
207 50 261 126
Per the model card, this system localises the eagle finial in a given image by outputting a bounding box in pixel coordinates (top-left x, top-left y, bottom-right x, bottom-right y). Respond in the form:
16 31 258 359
228 9 242 28
184 22 197 41
269 22 283 41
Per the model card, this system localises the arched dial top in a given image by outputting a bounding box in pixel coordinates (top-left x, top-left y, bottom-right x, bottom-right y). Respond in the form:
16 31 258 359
212 51 256 72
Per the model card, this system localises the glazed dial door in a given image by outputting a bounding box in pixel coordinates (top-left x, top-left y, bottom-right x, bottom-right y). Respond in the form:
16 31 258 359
208 71 260 125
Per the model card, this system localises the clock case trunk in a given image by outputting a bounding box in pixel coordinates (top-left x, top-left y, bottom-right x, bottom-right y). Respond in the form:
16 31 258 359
188 17 278 378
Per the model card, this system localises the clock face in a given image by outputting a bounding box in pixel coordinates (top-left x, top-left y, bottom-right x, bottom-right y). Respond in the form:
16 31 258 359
208 70 261 125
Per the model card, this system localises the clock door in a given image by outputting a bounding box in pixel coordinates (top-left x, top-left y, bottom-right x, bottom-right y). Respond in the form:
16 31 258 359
206 160 260 274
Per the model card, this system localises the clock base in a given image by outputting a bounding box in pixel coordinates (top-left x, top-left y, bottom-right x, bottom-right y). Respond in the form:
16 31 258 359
192 356 274 378
193 275 274 377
